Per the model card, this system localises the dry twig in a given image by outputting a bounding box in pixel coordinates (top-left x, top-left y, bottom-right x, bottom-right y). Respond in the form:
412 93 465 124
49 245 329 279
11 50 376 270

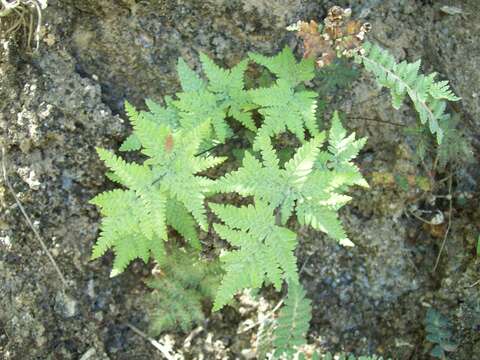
1 146 67 287
433 176 453 272
126 322 178 360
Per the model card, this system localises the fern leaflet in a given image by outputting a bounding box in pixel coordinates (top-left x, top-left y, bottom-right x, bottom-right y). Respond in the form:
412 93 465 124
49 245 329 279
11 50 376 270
120 100 180 152
174 53 255 142
177 58 206 92
90 189 166 277
200 54 256 131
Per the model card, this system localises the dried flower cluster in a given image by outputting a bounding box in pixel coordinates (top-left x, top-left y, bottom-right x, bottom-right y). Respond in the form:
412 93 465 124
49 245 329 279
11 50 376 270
289 6 371 67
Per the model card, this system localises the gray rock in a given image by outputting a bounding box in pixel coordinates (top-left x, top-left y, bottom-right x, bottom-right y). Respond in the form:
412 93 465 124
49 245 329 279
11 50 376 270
54 292 79 319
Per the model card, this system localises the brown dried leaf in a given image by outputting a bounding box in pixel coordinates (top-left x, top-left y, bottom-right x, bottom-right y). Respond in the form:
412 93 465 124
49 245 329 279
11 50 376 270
164 133 174 153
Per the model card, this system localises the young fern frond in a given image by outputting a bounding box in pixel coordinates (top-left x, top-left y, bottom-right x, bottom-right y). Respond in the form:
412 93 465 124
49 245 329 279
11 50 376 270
272 282 312 358
94 148 168 243
177 58 206 92
210 201 299 310
143 97 180 129
200 54 256 131
175 90 230 142
90 189 166 276
120 100 180 152
357 42 460 144
165 199 200 249
145 248 222 335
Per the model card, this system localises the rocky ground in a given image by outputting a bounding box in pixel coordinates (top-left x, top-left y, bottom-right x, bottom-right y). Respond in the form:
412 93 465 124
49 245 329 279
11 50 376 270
0 0 479 359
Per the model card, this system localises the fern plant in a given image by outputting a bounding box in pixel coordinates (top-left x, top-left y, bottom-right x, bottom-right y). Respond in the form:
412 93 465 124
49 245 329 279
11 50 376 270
89 5 463 356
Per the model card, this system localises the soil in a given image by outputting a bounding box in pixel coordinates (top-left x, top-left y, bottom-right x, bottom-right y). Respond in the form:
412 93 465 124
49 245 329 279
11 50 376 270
1 0 479 359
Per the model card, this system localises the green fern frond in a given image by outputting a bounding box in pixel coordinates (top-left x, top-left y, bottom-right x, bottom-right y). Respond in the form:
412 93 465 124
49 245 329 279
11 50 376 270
272 282 312 358
145 248 222 335
210 201 299 310
120 100 180 152
174 54 255 142
165 199 201 249
358 42 460 144
326 112 369 187
91 117 225 275
134 118 226 230
328 112 366 164
249 46 315 87
119 134 142 152
249 78 319 147
143 97 180 129
119 101 143 151
95 148 168 242
214 114 366 241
